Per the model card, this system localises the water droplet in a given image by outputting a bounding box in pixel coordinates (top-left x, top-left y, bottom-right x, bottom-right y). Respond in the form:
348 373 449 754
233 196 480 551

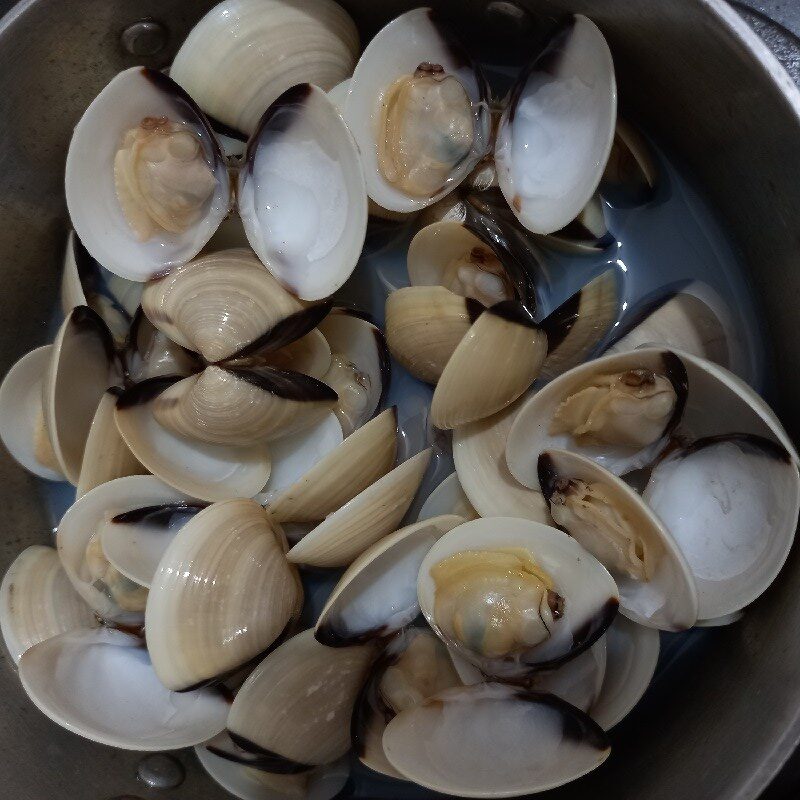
121 20 168 57
136 753 185 789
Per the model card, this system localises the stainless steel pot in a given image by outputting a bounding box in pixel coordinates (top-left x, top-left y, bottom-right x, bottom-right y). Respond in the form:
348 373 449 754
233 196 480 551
1 0 799 797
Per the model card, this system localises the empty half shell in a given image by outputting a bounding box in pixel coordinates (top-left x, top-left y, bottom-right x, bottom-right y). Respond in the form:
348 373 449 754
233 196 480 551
0 345 64 481
286 448 432 568
0 546 97 664
239 85 367 300
227 629 376 769
146 499 302 691
418 472 478 521
65 67 231 281
495 15 616 235
315 515 463 646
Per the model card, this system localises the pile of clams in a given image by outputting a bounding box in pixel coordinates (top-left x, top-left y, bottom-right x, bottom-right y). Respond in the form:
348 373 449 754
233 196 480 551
0 2 796 798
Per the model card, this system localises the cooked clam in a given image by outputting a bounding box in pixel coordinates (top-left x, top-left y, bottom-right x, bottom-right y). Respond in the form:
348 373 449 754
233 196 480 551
418 472 478 522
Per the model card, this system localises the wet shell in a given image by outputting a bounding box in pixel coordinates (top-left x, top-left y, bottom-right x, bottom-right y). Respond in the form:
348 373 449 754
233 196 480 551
418 472 478 521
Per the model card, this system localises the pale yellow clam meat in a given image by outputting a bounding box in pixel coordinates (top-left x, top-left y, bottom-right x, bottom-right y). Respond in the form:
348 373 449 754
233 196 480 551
431 547 563 659
378 63 474 198
444 245 513 306
114 116 216 241
550 368 677 448
548 478 649 581
83 535 147 613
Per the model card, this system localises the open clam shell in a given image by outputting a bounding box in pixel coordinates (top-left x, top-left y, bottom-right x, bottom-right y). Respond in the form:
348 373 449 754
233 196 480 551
267 407 397 523
76 390 147 498
146 499 302 691
382 683 610 797
418 517 619 678
286 448 432 568
430 301 547 429
123 310 201 384
385 286 480 385
239 85 367 301
19 628 228 750
65 67 231 281
599 117 658 208
506 348 689 478
418 472 477 521
452 395 550 523
115 376 272 502
317 308 390 436
495 15 616 235
170 0 359 138
590 616 660 730
541 193 614 254
643 434 800 620
342 8 490 212
42 306 115 485
315 515 463 646
539 448 698 630
141 248 330 363
227 629 376 769
0 546 97 664
56 475 195 623
0 345 64 481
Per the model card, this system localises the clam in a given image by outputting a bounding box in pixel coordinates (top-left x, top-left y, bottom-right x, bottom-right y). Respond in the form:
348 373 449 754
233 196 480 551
56 475 195 624
76 390 147 498
42 306 116 485
452 395 554 523
170 0 359 138
643 434 799 620
418 517 619 679
381 683 610 797
600 117 658 208
541 193 614 254
266 407 397 523
287 449 432 568
0 546 97 664
226 629 376 769
342 8 490 212
65 67 231 281
61 230 143 343
317 309 390 435
115 377 273 502
19 628 228 749
538 448 698 630
146 499 302 691
315 515 463 646
590 616 660 730
495 15 617 235
0 345 64 481
123 310 201 384
353 628 462 780
385 286 481 385
238 85 367 300
506 348 689 477
418 472 478 521
430 301 547 429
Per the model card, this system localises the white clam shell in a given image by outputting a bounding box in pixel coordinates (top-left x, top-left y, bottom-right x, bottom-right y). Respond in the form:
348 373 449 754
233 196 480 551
56 475 195 622
114 377 272 503
539 448 698 630
315 514 463 646
0 546 97 664
267 407 398 523
145 499 302 691
42 307 115 485
342 7 490 212
418 472 477 521
76 390 147 498
590 616 660 730
228 628 376 767
65 67 231 281
381 682 610 798
286 448 432 568
170 0 359 137
418 517 619 678
0 345 64 481
239 85 367 301
495 15 617 235
452 395 550 522
318 308 389 436
643 435 799 619
19 628 228 750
